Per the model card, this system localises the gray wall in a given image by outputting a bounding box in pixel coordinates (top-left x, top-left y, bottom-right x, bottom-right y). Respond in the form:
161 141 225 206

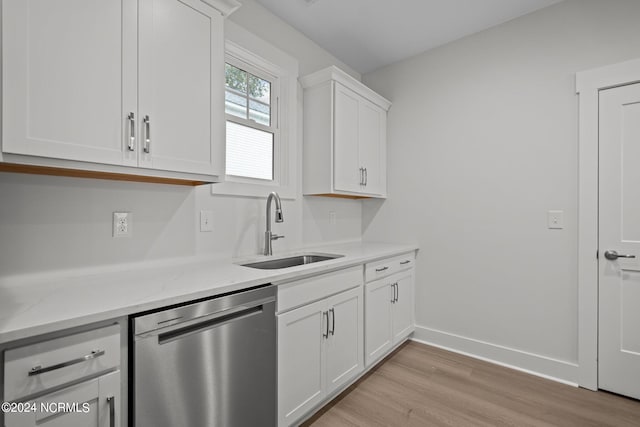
0 0 361 278
362 0 640 382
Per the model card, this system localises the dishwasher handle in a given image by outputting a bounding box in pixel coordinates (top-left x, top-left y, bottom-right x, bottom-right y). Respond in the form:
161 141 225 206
155 302 267 344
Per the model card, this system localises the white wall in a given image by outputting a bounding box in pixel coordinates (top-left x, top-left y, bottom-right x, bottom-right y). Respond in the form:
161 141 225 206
0 0 362 278
362 0 640 382
229 0 360 79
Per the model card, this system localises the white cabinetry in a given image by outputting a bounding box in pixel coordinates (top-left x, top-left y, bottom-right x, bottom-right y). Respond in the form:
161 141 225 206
364 253 416 367
4 372 120 427
2 0 136 167
1 0 238 183
301 66 390 198
277 267 363 427
3 325 122 427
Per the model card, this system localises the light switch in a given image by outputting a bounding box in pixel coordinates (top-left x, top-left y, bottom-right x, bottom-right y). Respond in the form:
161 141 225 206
200 210 213 232
547 210 564 229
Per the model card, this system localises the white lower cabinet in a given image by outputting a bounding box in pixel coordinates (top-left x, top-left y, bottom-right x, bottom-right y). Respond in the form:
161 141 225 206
278 299 326 426
278 275 363 427
364 257 415 367
4 371 120 427
3 324 122 427
392 273 415 343
325 288 363 395
364 278 393 365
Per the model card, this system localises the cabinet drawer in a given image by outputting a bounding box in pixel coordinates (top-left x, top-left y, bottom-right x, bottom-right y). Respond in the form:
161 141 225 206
277 266 363 313
4 325 120 401
365 252 415 283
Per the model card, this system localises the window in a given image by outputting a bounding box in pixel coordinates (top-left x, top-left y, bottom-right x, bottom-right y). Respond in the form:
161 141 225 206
224 62 277 181
212 30 298 199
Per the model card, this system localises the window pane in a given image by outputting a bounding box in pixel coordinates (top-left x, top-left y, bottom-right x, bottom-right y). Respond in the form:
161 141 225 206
248 74 271 104
226 121 273 180
225 89 247 119
249 99 270 126
225 63 247 92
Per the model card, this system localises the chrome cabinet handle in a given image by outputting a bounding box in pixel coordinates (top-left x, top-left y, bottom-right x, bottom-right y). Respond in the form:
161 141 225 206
107 396 115 427
391 283 396 303
28 349 106 376
395 282 399 303
143 115 151 154
359 167 364 185
375 266 389 272
329 308 335 336
400 260 411 265
604 250 636 260
323 311 329 339
364 168 368 186
127 113 135 151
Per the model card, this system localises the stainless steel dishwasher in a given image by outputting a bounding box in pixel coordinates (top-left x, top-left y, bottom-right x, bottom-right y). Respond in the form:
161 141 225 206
132 285 276 427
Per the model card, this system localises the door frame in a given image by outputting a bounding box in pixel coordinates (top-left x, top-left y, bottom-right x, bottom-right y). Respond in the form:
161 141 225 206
576 58 640 390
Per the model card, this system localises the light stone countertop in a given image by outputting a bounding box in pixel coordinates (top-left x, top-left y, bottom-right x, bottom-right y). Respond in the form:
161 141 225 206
0 241 418 345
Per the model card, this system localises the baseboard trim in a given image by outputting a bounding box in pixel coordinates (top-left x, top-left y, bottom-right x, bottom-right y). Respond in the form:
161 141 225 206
412 325 579 387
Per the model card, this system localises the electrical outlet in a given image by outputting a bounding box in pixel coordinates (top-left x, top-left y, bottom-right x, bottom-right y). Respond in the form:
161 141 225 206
200 210 213 232
113 212 132 237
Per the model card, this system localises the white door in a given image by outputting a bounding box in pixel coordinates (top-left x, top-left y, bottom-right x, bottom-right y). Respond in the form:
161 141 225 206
598 82 640 400
325 287 363 395
5 371 120 427
333 83 361 193
392 271 415 344
2 0 137 166
364 279 393 367
358 99 385 196
277 300 326 427
138 0 224 175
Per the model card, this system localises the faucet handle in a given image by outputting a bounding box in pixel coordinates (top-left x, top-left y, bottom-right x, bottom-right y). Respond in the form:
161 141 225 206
271 234 285 241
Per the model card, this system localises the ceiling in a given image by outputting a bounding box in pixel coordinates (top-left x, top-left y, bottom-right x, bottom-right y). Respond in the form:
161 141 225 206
255 0 563 74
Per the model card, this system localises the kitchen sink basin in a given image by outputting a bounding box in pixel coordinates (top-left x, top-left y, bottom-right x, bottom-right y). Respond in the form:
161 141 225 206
240 253 343 270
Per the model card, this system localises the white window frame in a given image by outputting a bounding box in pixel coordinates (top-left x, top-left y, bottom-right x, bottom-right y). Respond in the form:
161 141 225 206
213 25 298 199
224 58 278 181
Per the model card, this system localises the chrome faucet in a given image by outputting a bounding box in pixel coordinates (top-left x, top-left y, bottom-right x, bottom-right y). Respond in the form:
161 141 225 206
264 192 284 256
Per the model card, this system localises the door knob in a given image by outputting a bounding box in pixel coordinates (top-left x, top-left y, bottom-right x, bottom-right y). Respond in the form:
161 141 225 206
604 250 636 260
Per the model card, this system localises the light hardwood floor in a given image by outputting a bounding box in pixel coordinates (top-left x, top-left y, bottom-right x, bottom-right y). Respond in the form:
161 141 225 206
303 341 640 427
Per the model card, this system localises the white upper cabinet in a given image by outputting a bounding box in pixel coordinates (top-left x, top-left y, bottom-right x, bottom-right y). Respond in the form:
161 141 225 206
2 0 137 167
138 0 225 175
357 97 386 195
1 0 238 183
302 66 391 198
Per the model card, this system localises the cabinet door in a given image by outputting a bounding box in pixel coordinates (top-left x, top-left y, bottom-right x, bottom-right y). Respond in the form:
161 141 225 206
333 83 361 193
325 287 363 395
2 0 137 166
4 371 120 427
359 99 386 196
392 271 415 344
138 0 224 175
364 279 393 367
278 300 326 427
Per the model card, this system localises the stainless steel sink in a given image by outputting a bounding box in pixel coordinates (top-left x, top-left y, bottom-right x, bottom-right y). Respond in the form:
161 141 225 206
240 253 343 270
